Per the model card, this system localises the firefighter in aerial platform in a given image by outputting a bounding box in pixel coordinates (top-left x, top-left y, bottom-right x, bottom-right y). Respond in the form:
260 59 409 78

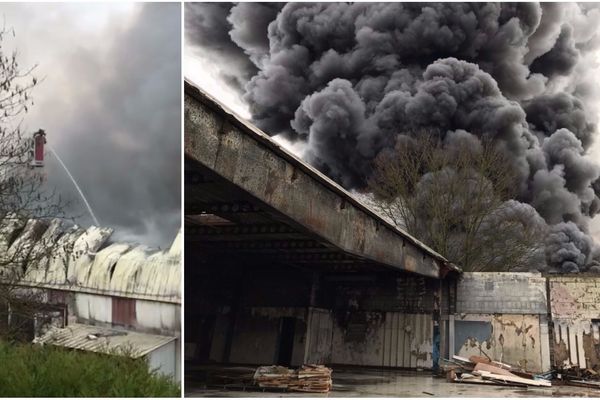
29 129 46 168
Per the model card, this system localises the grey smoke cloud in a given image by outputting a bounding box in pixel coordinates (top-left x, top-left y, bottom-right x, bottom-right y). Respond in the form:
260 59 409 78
545 221 594 272
3 3 181 248
525 93 596 149
186 2 600 272
530 25 578 78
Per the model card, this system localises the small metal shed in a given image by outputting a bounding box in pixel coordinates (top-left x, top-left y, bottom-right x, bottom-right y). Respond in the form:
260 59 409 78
35 323 179 381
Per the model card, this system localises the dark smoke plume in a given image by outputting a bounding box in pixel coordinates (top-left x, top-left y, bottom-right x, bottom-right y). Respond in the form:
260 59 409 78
186 2 600 272
5 3 182 248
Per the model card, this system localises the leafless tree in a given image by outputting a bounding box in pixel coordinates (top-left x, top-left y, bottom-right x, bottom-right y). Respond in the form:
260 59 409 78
368 132 547 272
0 26 68 340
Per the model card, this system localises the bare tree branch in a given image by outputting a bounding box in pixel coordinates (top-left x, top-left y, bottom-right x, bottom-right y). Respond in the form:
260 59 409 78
368 132 547 272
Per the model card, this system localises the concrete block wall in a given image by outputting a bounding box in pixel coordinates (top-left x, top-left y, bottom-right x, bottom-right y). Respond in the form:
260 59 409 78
453 272 551 372
456 272 547 315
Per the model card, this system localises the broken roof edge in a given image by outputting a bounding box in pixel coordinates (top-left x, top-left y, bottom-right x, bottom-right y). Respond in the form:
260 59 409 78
185 79 458 272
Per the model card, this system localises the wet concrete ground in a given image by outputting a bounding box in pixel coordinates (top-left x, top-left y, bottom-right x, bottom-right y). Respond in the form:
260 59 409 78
185 365 600 397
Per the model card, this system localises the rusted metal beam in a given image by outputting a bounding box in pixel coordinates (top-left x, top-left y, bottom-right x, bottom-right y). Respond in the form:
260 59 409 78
194 239 328 252
186 224 306 241
185 201 262 216
185 81 444 278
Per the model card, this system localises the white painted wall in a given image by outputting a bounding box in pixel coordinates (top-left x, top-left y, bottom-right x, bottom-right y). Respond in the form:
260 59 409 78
136 300 180 332
148 340 180 382
75 293 111 324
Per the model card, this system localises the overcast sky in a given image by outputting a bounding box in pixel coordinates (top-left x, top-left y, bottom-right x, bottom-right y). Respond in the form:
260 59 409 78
3 3 181 248
184 4 600 244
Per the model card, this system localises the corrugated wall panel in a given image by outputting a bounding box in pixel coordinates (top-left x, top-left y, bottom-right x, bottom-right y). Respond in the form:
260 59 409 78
305 308 333 365
383 313 433 369
329 312 432 369
112 297 136 327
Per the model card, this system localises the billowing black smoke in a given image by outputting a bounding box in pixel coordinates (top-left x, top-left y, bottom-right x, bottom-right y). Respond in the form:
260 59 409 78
186 2 600 273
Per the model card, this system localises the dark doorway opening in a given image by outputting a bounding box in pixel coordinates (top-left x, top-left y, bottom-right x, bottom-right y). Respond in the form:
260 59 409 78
277 317 296 366
195 315 216 362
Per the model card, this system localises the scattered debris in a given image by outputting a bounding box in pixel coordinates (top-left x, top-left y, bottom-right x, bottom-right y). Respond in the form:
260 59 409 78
474 370 551 387
253 364 333 393
441 356 552 388
553 364 600 390
472 362 520 378
566 380 600 389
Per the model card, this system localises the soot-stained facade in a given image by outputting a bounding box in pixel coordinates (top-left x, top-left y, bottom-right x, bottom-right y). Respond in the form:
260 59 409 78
184 80 460 371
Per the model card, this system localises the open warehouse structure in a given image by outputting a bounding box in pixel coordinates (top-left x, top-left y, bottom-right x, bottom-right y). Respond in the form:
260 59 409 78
184 81 461 373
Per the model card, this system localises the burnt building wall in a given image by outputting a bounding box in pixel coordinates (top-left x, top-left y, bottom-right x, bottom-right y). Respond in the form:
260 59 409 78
547 275 600 370
319 273 441 369
185 264 315 365
186 264 447 369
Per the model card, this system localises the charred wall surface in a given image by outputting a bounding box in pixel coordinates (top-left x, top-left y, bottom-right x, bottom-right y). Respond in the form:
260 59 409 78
185 251 447 369
184 257 315 365
322 273 441 369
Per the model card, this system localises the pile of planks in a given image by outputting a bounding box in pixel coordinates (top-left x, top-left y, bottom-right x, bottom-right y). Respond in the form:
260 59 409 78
288 365 333 393
443 355 551 388
253 364 333 393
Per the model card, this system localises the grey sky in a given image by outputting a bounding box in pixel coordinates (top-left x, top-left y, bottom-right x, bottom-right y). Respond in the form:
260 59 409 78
3 3 181 248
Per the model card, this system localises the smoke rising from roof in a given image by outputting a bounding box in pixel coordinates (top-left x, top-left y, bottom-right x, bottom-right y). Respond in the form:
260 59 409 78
186 2 600 272
4 3 181 248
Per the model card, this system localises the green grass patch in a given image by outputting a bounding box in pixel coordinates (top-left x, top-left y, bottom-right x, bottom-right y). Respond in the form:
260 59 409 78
0 341 180 397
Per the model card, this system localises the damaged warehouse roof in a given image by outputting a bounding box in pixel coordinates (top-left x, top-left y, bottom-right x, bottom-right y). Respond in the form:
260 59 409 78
0 215 181 303
185 80 459 279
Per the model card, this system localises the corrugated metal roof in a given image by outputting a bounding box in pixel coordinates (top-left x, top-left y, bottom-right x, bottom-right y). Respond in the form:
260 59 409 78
34 323 176 358
1 215 181 303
